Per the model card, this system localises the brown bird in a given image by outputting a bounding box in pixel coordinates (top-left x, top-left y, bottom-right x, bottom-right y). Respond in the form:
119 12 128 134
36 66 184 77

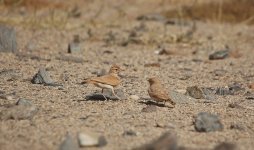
147 77 175 107
82 64 122 100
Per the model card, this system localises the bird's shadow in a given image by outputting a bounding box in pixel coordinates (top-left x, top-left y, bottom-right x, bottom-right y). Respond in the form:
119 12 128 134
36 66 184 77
84 93 120 101
139 99 166 107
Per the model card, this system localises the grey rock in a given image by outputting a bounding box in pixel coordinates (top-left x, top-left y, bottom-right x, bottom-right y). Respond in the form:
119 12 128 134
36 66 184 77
85 89 126 100
215 83 245 96
214 142 237 150
16 98 33 106
0 25 17 53
59 133 79 150
134 132 178 150
68 35 80 53
169 90 197 103
68 43 80 53
31 67 53 84
78 132 107 147
209 50 229 60
194 112 223 132
0 105 38 120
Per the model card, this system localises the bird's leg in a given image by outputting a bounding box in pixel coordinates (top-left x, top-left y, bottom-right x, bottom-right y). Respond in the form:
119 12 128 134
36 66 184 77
102 93 108 101
111 88 121 100
101 88 107 100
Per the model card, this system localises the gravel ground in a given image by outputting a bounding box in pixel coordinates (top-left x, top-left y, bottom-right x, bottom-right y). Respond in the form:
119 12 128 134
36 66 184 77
0 1 254 150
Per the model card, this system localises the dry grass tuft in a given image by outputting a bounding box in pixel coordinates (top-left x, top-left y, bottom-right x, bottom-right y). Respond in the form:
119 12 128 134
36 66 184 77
164 0 254 25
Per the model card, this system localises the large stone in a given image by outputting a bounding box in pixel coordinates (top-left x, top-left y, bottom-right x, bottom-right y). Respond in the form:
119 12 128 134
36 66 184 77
194 112 223 132
59 133 79 150
31 68 54 84
0 25 17 53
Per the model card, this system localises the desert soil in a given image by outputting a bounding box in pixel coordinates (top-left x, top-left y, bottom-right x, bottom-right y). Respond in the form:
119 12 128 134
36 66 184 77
0 0 254 150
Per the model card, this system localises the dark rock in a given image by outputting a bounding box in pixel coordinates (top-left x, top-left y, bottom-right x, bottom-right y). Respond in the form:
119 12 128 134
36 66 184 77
0 25 17 53
214 142 237 150
85 89 126 100
0 105 38 120
194 112 223 132
59 133 79 150
209 50 229 60
31 68 53 84
123 130 137 136
133 132 178 150
16 98 33 106
141 105 157 113
169 90 197 104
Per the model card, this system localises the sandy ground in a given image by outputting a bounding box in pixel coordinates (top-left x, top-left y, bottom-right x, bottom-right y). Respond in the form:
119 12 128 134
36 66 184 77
0 0 254 150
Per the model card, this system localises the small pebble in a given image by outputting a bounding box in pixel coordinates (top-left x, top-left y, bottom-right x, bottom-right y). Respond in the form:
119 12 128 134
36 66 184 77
78 132 107 147
129 95 139 101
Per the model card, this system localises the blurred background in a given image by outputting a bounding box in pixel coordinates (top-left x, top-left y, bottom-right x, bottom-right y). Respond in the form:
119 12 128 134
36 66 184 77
0 0 253 29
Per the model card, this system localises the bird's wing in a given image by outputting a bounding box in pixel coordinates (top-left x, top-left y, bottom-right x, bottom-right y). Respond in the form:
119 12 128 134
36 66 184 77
89 75 120 86
150 85 170 101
